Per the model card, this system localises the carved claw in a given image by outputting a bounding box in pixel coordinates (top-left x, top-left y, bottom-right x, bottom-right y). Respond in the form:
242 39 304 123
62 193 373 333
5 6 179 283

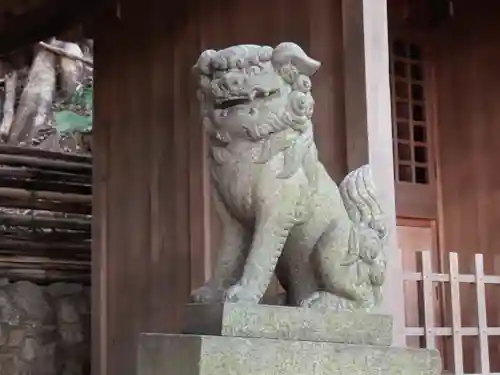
299 291 322 308
190 282 224 303
224 283 261 304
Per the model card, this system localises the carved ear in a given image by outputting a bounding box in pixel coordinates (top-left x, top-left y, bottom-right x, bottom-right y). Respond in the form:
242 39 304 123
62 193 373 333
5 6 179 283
271 42 321 76
192 49 217 76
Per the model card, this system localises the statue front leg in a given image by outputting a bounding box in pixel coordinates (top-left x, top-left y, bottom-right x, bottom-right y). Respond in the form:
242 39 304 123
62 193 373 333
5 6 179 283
190 190 250 303
226 200 297 303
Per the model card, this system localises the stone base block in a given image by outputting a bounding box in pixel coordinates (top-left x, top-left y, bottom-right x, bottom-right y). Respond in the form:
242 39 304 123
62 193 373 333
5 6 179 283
183 303 392 346
138 333 441 375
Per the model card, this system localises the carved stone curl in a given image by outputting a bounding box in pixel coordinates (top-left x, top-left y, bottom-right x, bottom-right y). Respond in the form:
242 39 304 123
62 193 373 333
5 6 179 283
190 42 388 312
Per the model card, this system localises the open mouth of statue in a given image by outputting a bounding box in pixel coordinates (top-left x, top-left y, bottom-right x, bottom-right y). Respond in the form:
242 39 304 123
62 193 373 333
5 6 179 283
214 89 280 110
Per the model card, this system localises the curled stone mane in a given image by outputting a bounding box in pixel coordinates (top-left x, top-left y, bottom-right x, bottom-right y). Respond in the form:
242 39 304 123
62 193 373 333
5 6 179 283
193 43 321 187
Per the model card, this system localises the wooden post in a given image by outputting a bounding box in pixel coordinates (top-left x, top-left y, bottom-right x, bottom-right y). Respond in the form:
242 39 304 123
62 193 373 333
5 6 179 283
342 0 405 345
449 252 464 375
474 254 490 375
92 2 196 375
421 251 436 349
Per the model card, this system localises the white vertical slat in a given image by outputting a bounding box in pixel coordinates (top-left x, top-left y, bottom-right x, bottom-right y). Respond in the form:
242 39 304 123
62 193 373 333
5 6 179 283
475 254 490 374
421 250 436 349
394 247 405 343
449 252 464 375
494 256 500 367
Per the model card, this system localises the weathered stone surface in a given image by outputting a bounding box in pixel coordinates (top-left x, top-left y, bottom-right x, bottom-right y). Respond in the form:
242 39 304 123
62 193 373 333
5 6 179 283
184 303 392 346
190 42 388 312
139 333 441 375
0 280 90 375
47 283 90 375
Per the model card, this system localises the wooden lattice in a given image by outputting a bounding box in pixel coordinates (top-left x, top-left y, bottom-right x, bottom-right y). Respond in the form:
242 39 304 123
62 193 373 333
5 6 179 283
402 250 500 375
390 39 430 185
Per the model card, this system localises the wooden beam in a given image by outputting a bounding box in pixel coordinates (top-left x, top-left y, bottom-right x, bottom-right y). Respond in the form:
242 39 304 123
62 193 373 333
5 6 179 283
342 0 405 345
0 0 104 56
39 41 94 66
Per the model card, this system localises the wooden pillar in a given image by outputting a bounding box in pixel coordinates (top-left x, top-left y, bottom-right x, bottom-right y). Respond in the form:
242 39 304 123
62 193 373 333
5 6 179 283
92 2 202 375
342 0 405 345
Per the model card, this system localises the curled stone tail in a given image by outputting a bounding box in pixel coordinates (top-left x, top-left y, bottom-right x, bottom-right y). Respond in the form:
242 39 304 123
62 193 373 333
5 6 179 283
338 165 388 305
338 165 387 239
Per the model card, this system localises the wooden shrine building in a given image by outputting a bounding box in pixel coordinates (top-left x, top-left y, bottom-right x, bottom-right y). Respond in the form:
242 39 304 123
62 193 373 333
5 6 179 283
1 0 500 374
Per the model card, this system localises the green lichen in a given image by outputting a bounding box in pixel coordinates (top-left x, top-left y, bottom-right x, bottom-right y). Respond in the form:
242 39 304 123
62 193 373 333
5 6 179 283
54 79 93 135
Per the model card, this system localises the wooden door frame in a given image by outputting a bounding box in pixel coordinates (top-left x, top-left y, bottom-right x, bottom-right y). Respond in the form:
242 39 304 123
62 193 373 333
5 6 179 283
397 217 444 310
397 217 449 363
389 7 450 363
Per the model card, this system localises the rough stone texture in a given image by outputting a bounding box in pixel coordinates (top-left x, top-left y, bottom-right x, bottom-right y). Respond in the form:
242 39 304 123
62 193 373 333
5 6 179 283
0 280 90 375
183 303 393 346
138 333 442 375
190 42 388 312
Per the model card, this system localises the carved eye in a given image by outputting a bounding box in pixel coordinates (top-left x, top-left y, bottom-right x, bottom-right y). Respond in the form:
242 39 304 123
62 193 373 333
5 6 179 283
247 65 261 75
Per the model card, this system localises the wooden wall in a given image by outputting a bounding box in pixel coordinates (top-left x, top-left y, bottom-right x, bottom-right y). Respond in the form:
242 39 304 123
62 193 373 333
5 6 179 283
431 0 500 372
433 0 500 276
92 1 347 375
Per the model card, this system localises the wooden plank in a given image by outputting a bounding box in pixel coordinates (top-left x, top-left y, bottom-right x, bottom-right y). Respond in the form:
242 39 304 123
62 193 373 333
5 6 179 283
395 183 437 220
405 326 500 337
494 255 500 369
474 254 490 375
404 327 500 337
0 154 92 173
432 5 500 350
449 252 464 375
0 144 92 164
0 238 89 251
342 0 404 345
187 0 208 292
0 197 91 215
403 271 500 284
0 212 90 231
309 0 347 182
421 250 436 349
0 187 91 205
0 166 91 184
0 268 90 283
0 176 91 195
92 5 118 375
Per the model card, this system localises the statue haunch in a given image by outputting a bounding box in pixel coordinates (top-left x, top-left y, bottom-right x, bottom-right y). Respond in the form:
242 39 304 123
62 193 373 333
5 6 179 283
190 42 388 312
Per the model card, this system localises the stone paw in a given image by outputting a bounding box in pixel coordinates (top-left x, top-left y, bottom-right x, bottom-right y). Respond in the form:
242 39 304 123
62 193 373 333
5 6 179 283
190 283 223 303
224 283 260 303
298 291 322 308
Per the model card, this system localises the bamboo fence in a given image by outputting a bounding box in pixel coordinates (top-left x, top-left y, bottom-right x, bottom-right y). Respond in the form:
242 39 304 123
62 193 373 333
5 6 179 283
0 145 91 284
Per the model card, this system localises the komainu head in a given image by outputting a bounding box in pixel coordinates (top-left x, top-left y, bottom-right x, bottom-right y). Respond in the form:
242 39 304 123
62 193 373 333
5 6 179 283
193 43 321 145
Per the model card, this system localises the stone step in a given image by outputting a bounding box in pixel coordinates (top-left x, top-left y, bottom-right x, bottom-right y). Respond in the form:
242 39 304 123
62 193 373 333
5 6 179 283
139 333 441 375
183 303 392 346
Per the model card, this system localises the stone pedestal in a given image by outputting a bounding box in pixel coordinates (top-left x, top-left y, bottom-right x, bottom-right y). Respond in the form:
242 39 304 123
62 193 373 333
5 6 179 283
138 303 441 375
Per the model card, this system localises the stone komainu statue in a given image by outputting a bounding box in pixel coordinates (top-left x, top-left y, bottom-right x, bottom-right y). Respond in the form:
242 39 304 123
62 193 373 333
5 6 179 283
190 42 388 312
